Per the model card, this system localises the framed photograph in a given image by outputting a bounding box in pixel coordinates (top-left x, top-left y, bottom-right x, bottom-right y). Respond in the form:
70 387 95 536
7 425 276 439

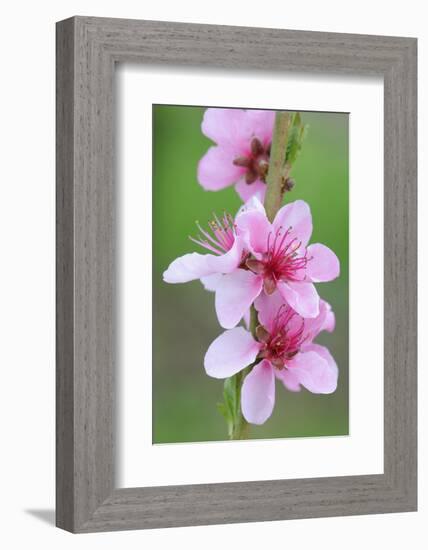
56 16 417 532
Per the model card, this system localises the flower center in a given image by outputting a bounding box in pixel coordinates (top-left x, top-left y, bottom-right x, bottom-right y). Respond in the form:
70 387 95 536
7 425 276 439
246 227 312 294
233 137 270 185
189 212 236 255
256 306 305 369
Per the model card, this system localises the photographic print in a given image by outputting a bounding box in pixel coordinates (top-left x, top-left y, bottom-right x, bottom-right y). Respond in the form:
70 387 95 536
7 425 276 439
56 18 416 531
153 105 349 443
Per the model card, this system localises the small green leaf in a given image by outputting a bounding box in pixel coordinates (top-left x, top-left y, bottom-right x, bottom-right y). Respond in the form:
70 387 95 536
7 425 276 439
216 402 228 420
285 112 309 166
293 112 301 127
217 402 233 438
217 375 243 438
223 376 238 423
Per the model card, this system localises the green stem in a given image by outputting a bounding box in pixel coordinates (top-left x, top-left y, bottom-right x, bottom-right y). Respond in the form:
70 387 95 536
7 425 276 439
230 369 249 440
264 111 291 222
229 306 258 440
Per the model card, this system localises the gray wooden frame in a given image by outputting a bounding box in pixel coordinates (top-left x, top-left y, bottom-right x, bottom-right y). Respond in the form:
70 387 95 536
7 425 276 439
56 16 417 533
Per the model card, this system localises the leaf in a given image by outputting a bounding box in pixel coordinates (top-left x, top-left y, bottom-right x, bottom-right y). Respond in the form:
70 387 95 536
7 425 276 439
217 402 233 438
217 375 242 438
217 402 231 433
216 402 228 420
285 112 309 165
223 376 238 423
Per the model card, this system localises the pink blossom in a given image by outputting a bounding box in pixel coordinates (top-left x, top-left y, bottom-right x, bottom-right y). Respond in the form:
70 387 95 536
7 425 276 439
204 292 338 425
198 108 275 201
163 209 266 327
163 198 339 329
163 210 247 284
162 206 264 328
202 197 339 326
227 196 340 321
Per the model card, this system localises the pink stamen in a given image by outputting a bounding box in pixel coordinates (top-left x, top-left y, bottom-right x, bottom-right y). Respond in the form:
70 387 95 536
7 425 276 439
258 304 306 370
260 227 310 284
190 213 236 256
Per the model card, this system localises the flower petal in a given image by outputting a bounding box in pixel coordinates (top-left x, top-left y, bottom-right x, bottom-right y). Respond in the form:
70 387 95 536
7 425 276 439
215 270 263 328
306 243 340 282
201 108 250 150
237 195 267 217
277 281 320 318
275 368 302 392
198 146 244 191
204 327 261 379
243 309 251 330
287 346 338 394
301 299 334 342
254 290 285 332
200 273 223 292
235 177 267 202
206 235 244 274
304 344 339 393
241 360 275 424
163 252 214 283
235 200 273 255
244 110 275 146
273 200 313 248
323 302 336 332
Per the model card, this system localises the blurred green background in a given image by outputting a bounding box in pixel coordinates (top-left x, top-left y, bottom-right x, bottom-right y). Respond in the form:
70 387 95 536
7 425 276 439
152 106 349 443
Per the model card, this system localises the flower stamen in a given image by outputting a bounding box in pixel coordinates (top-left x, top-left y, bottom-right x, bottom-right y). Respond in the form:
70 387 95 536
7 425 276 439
189 212 236 255
255 305 306 370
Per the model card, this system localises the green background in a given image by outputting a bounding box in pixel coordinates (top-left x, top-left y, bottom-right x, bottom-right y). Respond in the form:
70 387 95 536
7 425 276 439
152 106 349 443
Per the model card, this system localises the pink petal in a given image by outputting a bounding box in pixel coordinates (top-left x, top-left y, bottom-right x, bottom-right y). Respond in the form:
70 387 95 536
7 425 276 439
243 309 251 330
235 200 272 255
254 290 285 332
200 273 223 292
235 177 267 202
287 346 338 394
163 252 214 283
275 368 302 392
241 360 275 424
201 108 250 151
204 327 261 379
206 235 244 274
306 243 340 282
301 299 334 342
323 302 336 332
244 110 275 146
165 237 243 285
305 344 339 392
277 281 320 318
273 200 313 248
215 270 263 329
237 195 266 216
198 146 244 191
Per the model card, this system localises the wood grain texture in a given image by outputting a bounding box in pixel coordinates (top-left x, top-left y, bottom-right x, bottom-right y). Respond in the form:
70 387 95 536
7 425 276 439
56 16 417 533
56 17 75 532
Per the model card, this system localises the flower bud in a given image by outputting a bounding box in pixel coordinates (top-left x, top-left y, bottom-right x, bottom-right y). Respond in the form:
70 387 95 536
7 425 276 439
284 177 295 191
